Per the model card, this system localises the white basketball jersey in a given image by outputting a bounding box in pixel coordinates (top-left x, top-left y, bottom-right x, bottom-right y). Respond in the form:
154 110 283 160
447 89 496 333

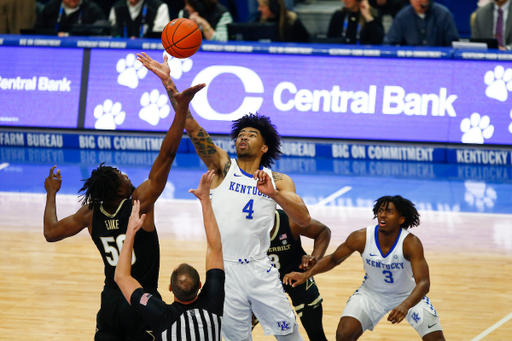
211 159 276 261
361 225 416 296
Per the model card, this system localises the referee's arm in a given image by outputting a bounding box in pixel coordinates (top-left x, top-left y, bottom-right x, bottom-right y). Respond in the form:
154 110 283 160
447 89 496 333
115 200 145 303
190 170 224 271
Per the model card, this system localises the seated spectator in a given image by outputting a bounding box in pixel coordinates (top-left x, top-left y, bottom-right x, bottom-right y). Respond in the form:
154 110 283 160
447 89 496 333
179 0 233 42
257 0 310 43
328 0 384 45
34 0 105 37
368 0 406 18
384 0 459 47
109 0 170 38
472 0 511 50
0 0 36 34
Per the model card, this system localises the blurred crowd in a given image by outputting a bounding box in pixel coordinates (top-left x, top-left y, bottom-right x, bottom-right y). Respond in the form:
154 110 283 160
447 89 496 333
0 0 509 49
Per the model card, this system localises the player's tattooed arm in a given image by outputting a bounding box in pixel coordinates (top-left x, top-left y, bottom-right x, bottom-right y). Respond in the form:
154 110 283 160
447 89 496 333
272 172 284 183
188 128 218 158
223 159 232 177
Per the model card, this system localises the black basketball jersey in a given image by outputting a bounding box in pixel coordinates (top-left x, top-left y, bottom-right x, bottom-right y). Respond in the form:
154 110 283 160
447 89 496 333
268 209 307 281
91 199 160 289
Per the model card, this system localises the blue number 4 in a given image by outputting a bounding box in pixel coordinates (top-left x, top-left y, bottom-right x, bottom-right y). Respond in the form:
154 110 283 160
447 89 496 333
243 199 254 219
383 270 394 283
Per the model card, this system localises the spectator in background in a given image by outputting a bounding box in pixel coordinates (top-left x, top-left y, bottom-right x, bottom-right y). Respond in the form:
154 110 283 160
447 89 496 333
163 0 184 20
328 0 384 45
179 0 233 42
0 0 36 34
368 0 406 18
34 0 105 36
109 0 170 38
257 0 310 43
384 0 459 47
472 0 512 50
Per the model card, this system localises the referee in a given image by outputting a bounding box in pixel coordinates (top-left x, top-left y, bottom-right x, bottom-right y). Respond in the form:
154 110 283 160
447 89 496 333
115 170 224 341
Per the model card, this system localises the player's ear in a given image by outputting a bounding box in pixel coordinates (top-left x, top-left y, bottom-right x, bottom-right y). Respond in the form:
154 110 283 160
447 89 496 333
261 144 268 153
169 284 172 292
399 216 405 225
199 281 202 290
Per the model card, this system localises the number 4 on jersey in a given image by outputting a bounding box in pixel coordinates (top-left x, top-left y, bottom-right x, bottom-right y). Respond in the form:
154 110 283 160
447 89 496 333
243 199 254 219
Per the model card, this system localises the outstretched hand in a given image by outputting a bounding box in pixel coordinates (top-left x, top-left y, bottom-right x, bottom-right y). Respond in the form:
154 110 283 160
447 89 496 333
171 82 206 107
128 200 146 236
45 165 62 194
283 271 308 287
189 170 215 201
137 52 171 83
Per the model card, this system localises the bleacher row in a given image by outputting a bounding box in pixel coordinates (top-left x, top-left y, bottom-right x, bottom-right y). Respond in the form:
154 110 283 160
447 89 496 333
0 0 493 46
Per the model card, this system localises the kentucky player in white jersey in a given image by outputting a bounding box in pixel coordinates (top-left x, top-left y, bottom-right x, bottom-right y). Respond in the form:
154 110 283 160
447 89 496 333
141 52 310 340
284 195 446 341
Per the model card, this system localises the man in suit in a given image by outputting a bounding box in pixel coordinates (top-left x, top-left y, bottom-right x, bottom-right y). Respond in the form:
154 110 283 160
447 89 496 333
472 0 512 50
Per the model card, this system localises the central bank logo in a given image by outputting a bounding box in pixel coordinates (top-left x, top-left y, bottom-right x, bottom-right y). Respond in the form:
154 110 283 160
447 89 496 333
191 66 264 121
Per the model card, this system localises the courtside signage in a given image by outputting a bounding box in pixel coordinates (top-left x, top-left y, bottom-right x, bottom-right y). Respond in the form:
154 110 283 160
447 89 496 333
84 50 512 145
0 46 82 128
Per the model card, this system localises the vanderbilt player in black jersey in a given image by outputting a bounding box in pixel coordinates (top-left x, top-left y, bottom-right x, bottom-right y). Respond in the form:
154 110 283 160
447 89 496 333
254 209 331 341
43 70 205 341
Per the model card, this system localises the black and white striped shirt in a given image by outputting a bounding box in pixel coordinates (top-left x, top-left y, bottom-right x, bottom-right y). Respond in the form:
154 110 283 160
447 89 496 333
131 269 225 341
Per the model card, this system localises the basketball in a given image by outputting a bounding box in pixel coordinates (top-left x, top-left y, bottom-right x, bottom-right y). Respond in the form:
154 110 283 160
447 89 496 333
162 18 202 59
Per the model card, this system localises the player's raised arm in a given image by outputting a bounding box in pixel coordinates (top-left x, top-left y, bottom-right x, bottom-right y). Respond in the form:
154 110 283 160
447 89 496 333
387 234 431 325
137 52 229 177
43 165 91 242
189 170 223 271
284 228 365 287
134 53 206 214
289 218 332 270
115 200 146 303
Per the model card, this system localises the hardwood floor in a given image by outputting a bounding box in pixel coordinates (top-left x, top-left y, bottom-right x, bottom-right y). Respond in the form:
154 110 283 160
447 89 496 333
1 193 511 340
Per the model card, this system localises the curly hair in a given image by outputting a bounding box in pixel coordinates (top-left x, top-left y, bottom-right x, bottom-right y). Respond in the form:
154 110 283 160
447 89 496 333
230 113 282 168
372 195 420 230
78 163 121 210
171 263 201 302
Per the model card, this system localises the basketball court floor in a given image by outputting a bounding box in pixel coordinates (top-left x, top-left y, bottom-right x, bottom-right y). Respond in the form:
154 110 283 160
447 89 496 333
0 148 511 340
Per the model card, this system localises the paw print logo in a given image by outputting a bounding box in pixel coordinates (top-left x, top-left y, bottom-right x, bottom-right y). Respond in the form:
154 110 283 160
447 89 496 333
460 113 494 144
464 181 497 211
164 51 193 80
484 65 512 102
94 99 126 130
509 108 512 134
117 53 148 89
139 89 171 126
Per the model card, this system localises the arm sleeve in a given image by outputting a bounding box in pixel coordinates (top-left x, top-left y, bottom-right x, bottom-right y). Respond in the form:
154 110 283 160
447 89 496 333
327 11 341 38
153 4 171 32
211 11 233 42
383 14 403 45
199 269 225 316
131 288 168 332
361 17 384 45
442 11 459 46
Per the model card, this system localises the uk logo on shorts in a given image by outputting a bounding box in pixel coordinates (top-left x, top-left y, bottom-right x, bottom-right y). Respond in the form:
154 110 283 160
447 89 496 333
277 321 291 331
412 312 421 323
140 293 152 306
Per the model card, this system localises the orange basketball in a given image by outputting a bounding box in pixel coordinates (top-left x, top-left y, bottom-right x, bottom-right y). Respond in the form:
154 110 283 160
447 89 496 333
162 18 202 59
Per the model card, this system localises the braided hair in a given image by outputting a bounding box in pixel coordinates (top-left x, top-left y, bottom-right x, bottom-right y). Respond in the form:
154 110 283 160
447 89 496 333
372 195 420 229
230 113 282 168
78 163 121 209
